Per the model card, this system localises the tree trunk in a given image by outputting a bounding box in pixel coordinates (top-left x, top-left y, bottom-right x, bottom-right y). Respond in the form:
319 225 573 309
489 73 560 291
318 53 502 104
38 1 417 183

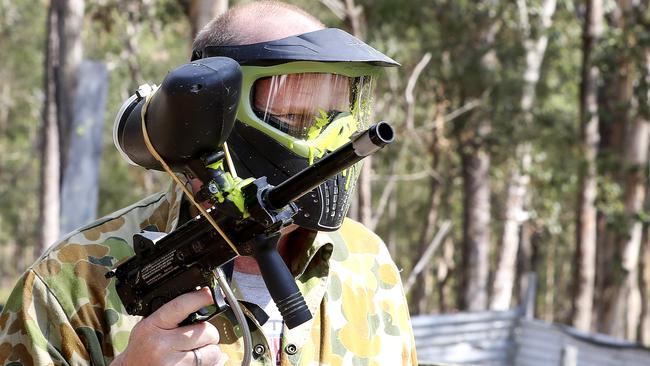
543 238 556 322
492 159 529 310
357 162 373 226
437 236 455 312
641 232 650 344
639 172 650 344
572 0 602 332
411 87 445 314
0 78 9 135
517 221 534 305
594 8 632 327
603 45 650 341
640 45 650 343
491 0 556 311
189 0 228 39
55 0 84 174
596 0 643 338
612 118 649 340
38 3 62 255
37 0 85 254
457 7 499 311
387 195 397 256
460 142 491 311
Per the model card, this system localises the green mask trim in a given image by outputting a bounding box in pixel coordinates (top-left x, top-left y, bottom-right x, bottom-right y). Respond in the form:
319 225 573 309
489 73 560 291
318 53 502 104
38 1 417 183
237 61 381 159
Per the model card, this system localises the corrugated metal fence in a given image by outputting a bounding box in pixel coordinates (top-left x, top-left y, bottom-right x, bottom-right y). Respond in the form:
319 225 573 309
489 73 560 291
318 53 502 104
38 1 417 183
413 309 650 366
413 309 518 365
514 318 650 366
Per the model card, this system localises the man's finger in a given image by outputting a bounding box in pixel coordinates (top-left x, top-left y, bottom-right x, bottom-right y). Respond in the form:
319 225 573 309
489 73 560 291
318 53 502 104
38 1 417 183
169 321 221 351
148 287 214 329
184 345 227 366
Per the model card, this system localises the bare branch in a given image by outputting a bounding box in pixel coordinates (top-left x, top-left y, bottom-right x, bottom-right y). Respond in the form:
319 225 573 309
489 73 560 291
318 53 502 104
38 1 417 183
371 170 435 182
405 53 433 105
404 126 431 154
368 175 397 231
422 99 481 129
443 99 482 123
404 221 453 294
318 0 346 19
405 52 432 129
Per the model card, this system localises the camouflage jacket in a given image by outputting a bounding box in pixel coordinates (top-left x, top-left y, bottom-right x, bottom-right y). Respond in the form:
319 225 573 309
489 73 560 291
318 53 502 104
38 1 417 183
0 183 417 366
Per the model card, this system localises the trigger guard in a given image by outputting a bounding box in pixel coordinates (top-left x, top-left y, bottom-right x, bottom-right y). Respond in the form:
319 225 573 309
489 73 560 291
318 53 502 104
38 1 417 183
210 285 229 313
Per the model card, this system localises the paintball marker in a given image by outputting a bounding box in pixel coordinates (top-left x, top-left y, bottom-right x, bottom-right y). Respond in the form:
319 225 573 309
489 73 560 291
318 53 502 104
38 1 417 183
106 56 394 362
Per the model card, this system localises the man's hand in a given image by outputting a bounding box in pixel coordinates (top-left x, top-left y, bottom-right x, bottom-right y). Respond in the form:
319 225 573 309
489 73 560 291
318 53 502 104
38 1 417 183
112 287 227 366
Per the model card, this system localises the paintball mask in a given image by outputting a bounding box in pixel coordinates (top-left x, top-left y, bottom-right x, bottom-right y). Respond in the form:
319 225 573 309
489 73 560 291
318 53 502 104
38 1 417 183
192 28 399 231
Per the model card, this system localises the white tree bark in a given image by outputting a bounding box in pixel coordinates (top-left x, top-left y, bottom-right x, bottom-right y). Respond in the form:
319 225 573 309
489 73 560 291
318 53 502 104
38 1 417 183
490 0 556 311
573 0 602 332
623 123 649 340
640 47 650 344
640 222 650 344
436 236 455 312
606 49 650 339
38 3 62 255
491 150 530 309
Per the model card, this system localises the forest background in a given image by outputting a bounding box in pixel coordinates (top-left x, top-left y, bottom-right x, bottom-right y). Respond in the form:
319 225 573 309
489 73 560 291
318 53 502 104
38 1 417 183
2 0 650 343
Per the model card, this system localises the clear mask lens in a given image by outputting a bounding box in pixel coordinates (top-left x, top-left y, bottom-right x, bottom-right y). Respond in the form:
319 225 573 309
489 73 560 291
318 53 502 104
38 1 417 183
252 73 374 140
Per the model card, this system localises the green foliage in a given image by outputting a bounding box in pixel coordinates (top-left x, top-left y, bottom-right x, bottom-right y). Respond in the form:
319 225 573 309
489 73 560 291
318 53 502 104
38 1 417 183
0 0 46 251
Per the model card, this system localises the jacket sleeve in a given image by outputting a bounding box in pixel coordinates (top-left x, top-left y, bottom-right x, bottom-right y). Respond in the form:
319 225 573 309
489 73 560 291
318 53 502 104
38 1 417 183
0 269 90 366
396 277 419 365
369 226 419 365
380 258 419 366
334 219 419 365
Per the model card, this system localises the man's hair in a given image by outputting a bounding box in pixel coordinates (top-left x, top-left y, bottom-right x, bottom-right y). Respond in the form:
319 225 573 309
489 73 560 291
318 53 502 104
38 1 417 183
193 1 325 52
